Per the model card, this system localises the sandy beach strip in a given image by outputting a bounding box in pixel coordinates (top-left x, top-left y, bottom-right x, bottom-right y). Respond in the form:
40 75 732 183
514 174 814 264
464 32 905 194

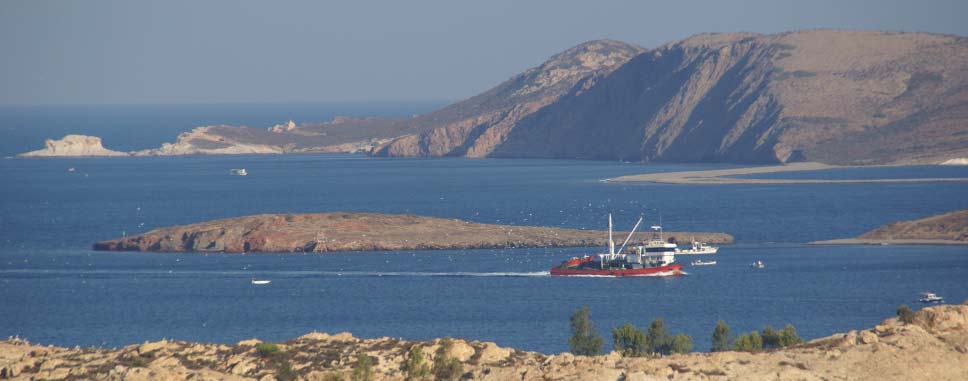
608 162 968 184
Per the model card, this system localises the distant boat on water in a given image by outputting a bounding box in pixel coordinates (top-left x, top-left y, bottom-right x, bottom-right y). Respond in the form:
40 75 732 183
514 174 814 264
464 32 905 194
251 279 271 285
751 260 765 269
230 168 248 176
691 259 717 266
919 292 944 303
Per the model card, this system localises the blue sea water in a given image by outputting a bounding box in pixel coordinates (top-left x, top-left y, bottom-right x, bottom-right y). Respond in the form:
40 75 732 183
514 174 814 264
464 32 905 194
1 154 967 353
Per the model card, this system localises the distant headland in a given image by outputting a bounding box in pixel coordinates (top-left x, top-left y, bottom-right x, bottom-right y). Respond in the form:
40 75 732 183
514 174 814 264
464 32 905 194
92 212 732 253
812 209 968 245
19 30 968 166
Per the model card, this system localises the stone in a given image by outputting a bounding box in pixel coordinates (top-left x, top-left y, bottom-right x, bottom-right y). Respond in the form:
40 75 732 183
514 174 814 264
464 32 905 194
858 330 879 344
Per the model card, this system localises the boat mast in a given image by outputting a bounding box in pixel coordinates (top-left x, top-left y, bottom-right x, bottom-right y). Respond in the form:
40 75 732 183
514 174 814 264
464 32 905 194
617 215 644 255
608 213 615 256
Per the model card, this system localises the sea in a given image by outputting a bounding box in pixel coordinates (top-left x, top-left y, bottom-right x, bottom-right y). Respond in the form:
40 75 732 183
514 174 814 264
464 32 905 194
1 103 967 353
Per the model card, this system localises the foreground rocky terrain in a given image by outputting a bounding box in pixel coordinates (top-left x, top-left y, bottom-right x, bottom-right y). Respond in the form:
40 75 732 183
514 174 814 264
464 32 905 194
3 302 966 380
814 208 968 245
92 212 731 253
24 30 968 165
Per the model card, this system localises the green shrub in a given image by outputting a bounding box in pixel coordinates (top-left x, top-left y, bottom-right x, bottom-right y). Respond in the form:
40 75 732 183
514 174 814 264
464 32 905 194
352 354 374 381
778 324 804 347
897 305 916 324
432 338 463 381
733 332 764 352
403 345 431 381
670 334 693 354
710 320 732 352
612 323 648 357
256 342 281 357
646 318 673 355
568 306 604 356
761 326 780 349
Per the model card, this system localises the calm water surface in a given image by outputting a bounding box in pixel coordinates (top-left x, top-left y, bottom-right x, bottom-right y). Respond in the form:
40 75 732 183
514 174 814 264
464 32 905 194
1 155 967 353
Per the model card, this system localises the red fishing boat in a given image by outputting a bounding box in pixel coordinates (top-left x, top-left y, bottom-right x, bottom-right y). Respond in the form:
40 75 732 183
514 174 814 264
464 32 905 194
550 214 683 277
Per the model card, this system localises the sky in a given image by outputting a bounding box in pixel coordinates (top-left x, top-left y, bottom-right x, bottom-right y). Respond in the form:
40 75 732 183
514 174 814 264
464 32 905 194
1 0 966 105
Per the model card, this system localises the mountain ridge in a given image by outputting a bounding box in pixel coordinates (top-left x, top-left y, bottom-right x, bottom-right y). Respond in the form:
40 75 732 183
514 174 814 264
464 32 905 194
19 30 968 165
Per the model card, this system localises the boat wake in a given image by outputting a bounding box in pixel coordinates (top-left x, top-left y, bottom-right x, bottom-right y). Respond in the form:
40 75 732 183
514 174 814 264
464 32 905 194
314 271 552 278
0 269 552 278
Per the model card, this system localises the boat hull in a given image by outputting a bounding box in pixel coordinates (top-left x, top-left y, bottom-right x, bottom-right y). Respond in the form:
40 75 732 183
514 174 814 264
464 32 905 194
550 263 683 277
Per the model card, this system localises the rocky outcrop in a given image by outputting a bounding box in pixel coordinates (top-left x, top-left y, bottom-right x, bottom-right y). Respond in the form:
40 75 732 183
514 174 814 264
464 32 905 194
92 212 732 253
131 126 285 156
374 31 968 165
858 209 968 242
3 302 967 380
17 135 127 157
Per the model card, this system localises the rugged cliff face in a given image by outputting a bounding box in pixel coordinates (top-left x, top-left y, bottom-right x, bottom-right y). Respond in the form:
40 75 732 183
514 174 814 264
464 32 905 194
374 31 968 165
370 40 646 158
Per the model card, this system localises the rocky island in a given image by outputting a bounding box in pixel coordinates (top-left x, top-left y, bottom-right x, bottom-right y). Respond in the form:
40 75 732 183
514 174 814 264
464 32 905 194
92 212 732 253
812 209 968 245
18 135 127 157
2 302 966 380
21 30 968 166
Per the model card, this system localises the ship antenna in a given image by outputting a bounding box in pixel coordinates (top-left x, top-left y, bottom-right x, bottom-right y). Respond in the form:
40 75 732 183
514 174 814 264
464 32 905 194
617 214 643 255
608 213 615 256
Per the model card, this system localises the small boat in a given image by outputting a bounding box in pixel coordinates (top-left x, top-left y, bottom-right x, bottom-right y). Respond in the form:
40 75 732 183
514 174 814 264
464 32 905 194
68 167 76 172
750 260 765 269
676 239 719 255
691 259 717 266
251 279 271 285
230 169 248 176
919 292 944 303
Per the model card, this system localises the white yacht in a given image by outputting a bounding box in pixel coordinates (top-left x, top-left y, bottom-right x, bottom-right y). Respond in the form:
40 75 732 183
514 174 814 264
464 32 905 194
676 239 719 255
230 169 248 176
919 292 944 303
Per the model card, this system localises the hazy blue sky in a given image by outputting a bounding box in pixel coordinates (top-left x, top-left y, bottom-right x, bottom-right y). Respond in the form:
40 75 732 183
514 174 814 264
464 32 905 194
2 0 966 104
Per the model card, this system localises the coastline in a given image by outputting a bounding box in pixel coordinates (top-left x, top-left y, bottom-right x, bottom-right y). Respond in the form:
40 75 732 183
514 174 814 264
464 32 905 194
3 302 966 380
608 162 968 185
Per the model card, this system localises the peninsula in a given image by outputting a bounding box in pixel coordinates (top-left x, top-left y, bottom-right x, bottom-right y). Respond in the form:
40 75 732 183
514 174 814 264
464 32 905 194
92 212 732 253
2 302 966 380
812 209 968 245
609 162 968 185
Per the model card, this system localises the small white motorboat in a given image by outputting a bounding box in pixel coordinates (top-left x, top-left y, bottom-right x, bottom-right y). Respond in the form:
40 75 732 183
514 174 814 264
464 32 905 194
750 260 765 269
919 292 944 303
230 169 248 176
691 259 717 266
251 279 271 285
